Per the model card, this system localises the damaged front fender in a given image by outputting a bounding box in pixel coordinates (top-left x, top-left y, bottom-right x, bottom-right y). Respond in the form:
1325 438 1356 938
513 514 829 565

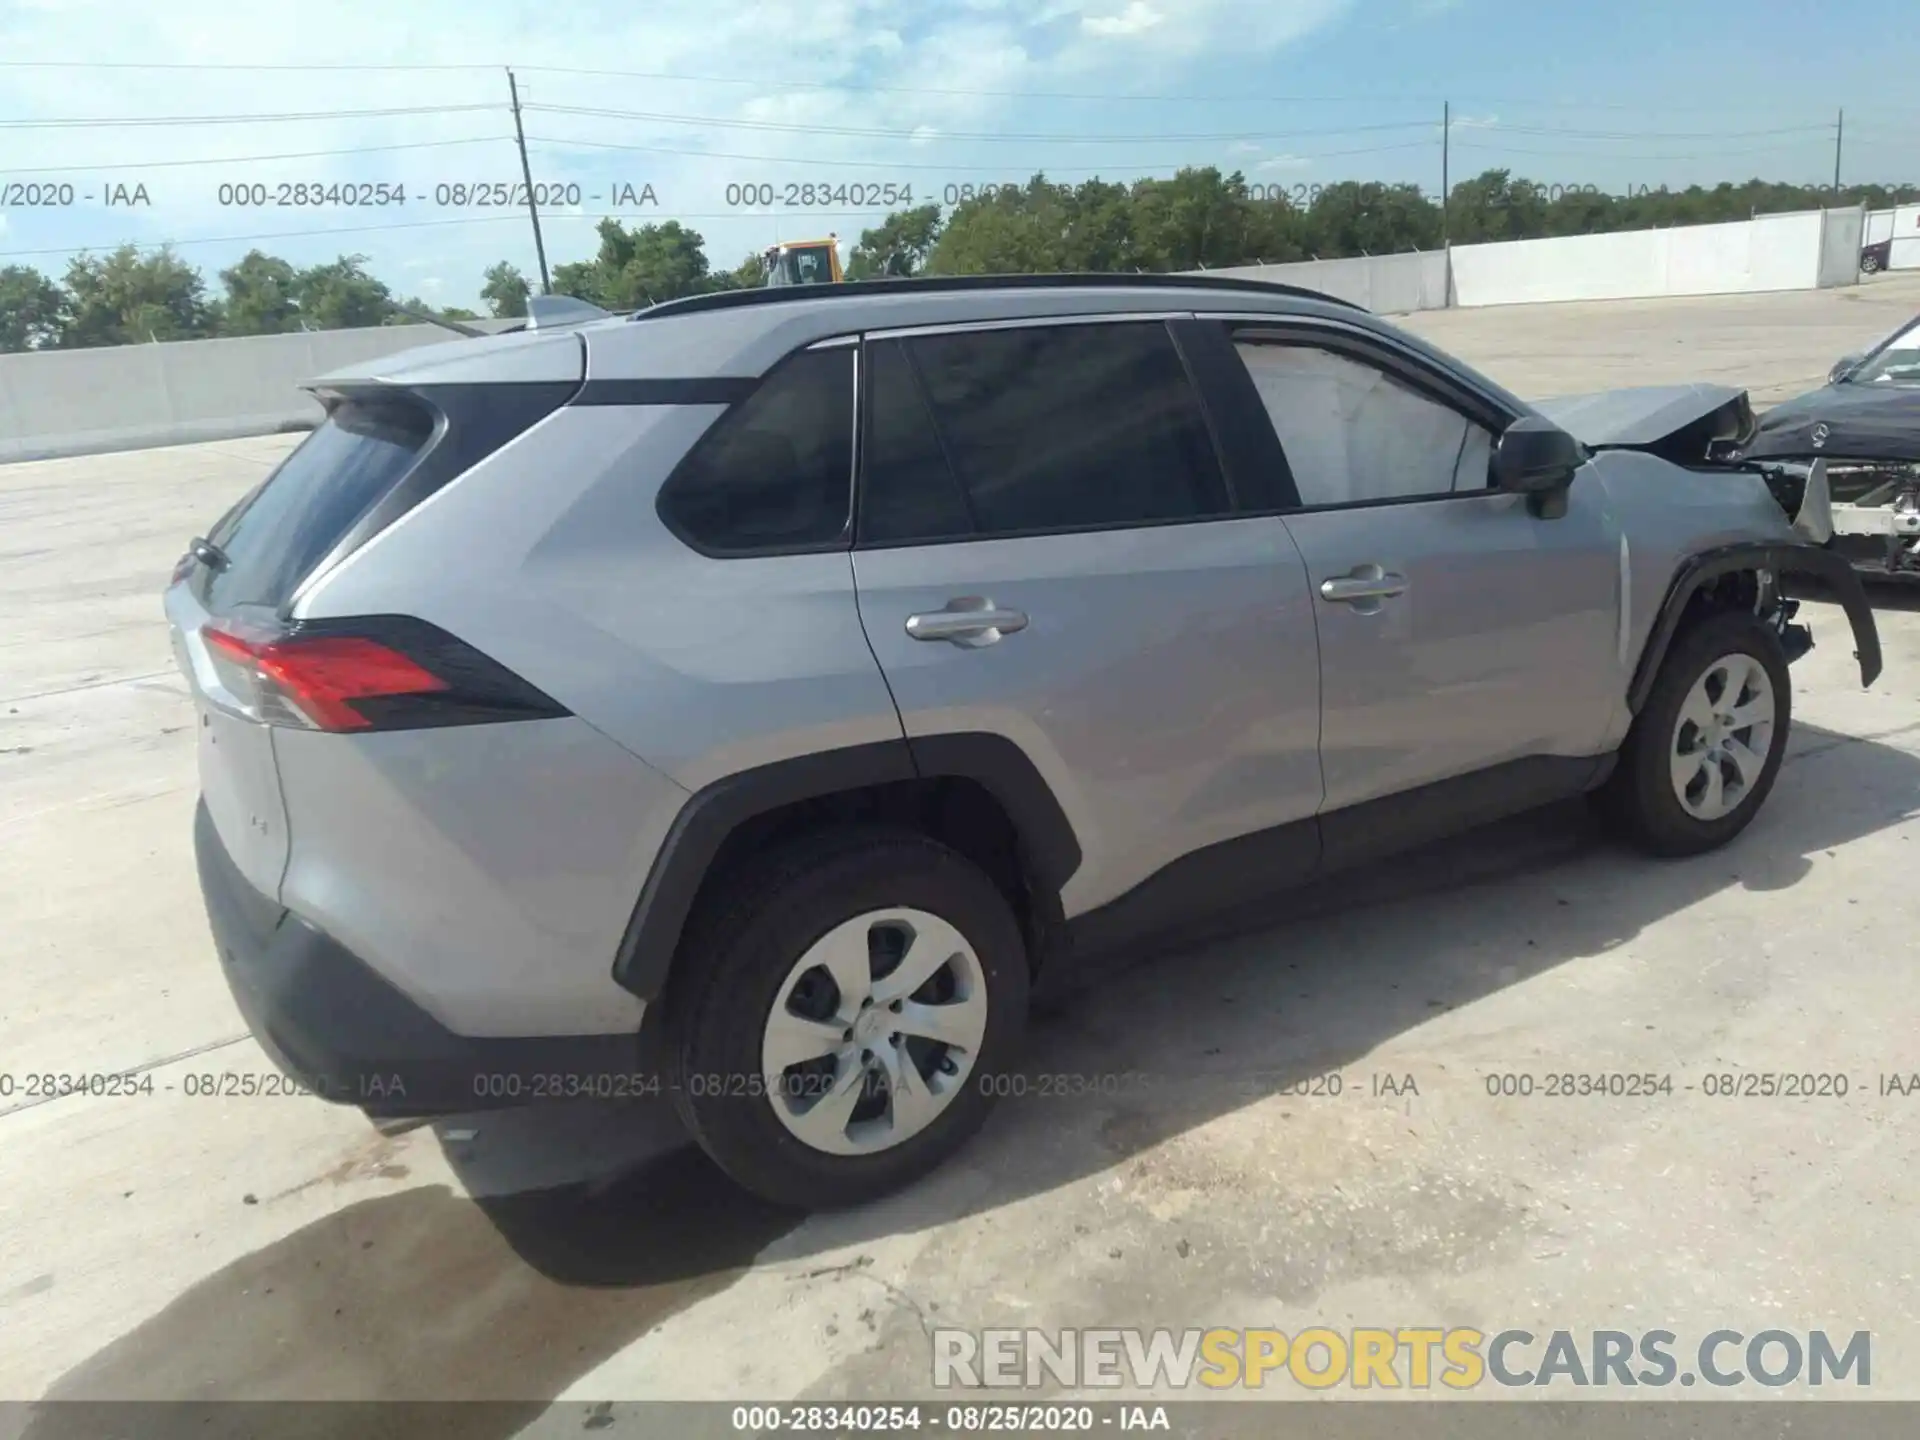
1628 540 1883 714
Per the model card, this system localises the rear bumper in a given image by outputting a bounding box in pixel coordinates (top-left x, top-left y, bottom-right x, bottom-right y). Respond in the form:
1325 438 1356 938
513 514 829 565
194 799 645 1116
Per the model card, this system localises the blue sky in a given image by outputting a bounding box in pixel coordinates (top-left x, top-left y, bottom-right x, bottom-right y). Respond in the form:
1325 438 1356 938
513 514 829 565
1 0 1916 309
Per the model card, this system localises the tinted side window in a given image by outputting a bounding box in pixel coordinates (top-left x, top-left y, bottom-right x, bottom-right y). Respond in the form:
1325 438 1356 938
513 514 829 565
858 339 974 546
1235 342 1493 508
204 395 434 612
870 321 1227 542
658 347 854 553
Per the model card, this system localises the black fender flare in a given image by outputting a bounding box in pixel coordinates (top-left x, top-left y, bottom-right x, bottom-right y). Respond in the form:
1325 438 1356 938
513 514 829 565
611 733 1082 1000
1627 540 1882 714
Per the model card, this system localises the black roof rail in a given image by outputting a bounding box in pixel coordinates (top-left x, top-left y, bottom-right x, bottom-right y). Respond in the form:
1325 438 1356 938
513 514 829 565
627 271 1365 322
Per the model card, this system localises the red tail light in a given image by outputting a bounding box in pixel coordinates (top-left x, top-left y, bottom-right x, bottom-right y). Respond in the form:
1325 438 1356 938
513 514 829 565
199 616 567 733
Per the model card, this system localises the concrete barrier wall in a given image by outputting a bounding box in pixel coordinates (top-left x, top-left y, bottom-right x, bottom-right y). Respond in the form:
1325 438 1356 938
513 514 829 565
1203 251 1452 315
1450 210 1827 307
1817 205 1866 288
0 211 1865 464
0 321 516 465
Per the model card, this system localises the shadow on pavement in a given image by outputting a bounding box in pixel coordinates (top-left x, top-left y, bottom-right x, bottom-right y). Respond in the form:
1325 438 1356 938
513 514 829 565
24 721 1919 1435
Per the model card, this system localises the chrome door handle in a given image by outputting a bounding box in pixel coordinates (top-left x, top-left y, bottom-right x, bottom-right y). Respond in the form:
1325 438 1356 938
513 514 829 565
905 599 1029 646
1319 566 1408 604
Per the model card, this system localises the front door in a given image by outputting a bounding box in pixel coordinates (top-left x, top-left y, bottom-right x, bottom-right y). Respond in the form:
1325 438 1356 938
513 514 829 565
1225 329 1622 819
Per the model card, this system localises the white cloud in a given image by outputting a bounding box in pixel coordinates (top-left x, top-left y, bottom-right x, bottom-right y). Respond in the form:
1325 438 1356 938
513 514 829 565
1082 2 1163 37
1256 153 1313 172
1452 113 1500 130
0 0 1355 302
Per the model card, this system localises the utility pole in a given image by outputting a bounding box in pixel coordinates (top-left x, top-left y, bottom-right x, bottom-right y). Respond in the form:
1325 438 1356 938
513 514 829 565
507 68 551 294
1441 100 1451 247
1832 108 1845 199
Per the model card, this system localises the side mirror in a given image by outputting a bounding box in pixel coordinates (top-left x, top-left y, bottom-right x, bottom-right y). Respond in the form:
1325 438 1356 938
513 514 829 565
1829 352 1863 385
1493 417 1583 518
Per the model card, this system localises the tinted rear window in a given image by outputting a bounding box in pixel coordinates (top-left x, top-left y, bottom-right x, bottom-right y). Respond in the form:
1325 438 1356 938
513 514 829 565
203 397 434 611
656 347 854 553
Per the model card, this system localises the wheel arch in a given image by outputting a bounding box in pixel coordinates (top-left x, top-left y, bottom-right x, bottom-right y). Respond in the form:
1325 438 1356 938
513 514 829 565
612 735 1081 1001
1626 540 1882 715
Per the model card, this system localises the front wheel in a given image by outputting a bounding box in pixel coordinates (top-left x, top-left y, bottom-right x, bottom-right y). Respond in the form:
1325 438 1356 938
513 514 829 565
1597 608 1792 856
664 828 1029 1209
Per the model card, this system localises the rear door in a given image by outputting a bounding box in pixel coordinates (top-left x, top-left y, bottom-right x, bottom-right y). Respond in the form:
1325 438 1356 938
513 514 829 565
850 316 1324 923
1218 321 1621 832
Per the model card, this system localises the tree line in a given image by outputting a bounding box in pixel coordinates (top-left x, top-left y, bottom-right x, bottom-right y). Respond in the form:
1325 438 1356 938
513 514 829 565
3 168 1916 352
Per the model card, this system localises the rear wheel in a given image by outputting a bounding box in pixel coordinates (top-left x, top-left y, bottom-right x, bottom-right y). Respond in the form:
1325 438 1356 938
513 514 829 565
665 829 1028 1209
1597 608 1791 856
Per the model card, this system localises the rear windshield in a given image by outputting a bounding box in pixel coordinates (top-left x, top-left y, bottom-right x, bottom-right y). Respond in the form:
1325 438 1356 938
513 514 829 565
202 396 435 612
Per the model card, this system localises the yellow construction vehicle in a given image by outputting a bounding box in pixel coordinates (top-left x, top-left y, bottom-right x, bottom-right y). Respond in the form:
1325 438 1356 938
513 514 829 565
763 235 843 286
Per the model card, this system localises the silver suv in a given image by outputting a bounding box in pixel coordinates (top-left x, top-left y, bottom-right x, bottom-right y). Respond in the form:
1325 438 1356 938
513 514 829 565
168 275 1882 1208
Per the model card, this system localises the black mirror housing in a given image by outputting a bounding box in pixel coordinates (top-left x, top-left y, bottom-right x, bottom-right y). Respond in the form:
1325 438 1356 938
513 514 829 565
1829 352 1863 385
1494 417 1583 517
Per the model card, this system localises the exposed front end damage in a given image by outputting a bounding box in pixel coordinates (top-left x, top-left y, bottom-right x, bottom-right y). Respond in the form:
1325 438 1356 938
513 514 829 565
1542 385 1884 696
1540 382 1844 546
1627 541 1883 715
1744 458 1920 580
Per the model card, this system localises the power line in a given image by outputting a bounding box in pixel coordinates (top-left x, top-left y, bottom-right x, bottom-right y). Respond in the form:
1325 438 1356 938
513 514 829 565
0 104 504 130
3 56 1919 121
523 133 1439 171
0 59 501 71
1 207 1082 262
1482 123 1835 141
0 214 528 259
522 104 1434 143
1451 138 1839 162
0 136 516 178
510 66 1920 118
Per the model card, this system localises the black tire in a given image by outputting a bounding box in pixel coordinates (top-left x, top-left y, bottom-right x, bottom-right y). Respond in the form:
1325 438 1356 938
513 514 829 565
663 827 1029 1210
1596 608 1792 857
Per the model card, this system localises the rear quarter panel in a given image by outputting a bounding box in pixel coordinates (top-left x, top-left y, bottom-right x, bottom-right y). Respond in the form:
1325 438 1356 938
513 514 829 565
274 716 679 1037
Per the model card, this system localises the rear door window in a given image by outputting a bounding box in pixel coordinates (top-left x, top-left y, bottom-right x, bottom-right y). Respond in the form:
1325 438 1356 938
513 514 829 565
656 347 855 553
203 396 434 612
858 321 1229 544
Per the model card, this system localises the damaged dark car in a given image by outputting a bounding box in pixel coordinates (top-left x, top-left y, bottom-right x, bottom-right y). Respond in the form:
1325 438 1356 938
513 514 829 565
1738 312 1920 581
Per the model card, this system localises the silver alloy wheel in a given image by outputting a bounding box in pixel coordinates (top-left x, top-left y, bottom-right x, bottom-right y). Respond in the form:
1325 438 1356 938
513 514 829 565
1669 651 1777 822
760 906 989 1157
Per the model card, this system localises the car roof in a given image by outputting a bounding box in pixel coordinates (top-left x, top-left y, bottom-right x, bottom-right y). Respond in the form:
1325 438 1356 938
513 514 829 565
582 273 1387 383
310 272 1534 420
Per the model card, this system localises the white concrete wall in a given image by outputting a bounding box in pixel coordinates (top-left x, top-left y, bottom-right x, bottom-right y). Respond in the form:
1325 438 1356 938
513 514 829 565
1450 210 1827 307
0 321 517 464
1203 251 1452 316
1816 205 1866 288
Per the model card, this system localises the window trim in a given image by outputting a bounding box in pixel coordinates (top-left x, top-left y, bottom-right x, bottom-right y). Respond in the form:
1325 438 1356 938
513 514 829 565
860 309 1195 344
1220 317 1519 516
849 314 1236 552
651 344 859 560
